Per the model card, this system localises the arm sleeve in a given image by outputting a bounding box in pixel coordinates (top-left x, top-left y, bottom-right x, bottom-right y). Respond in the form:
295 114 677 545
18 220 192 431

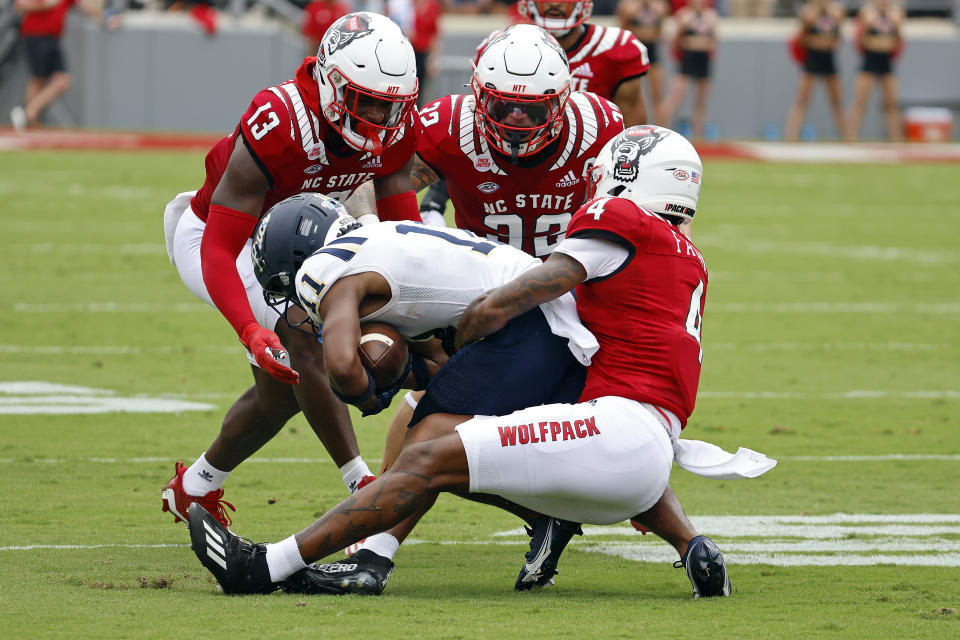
553 236 631 281
200 204 259 337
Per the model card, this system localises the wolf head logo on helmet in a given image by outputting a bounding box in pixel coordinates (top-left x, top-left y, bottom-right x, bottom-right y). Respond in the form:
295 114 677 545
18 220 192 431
589 125 702 225
315 12 418 155
324 13 374 58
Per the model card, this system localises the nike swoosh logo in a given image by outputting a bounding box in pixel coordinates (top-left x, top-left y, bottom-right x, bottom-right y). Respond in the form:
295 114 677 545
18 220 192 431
523 519 554 577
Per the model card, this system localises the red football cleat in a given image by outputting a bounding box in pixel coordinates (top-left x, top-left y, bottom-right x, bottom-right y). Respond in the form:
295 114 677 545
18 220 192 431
161 461 236 527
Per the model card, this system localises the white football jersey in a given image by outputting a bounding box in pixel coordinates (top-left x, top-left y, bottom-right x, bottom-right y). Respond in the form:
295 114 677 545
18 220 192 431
295 222 598 364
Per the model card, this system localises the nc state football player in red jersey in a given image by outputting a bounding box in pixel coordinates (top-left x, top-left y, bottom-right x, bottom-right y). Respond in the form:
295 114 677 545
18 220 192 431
186 126 776 599
415 24 625 259
418 10 650 226
159 12 423 531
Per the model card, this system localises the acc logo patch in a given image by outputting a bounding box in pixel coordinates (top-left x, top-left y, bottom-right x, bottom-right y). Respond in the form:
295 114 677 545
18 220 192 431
304 164 325 175
672 169 689 181
478 181 499 193
474 154 493 172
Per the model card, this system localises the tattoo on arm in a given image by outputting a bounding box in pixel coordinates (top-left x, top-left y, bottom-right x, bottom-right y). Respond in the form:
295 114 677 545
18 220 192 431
410 155 439 192
490 255 587 318
344 181 376 219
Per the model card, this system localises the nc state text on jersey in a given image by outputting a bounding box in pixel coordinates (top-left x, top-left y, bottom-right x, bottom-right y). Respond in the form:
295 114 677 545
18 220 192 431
301 172 377 190
482 192 577 214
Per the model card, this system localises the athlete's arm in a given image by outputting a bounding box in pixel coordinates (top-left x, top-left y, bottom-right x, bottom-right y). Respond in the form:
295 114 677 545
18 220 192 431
410 153 440 192
201 137 299 384
455 253 588 349
373 156 422 222
612 76 648 127
317 278 381 413
344 182 379 225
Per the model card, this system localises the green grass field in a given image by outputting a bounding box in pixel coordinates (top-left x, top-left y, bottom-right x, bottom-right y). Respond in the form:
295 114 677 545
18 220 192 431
1 150 958 639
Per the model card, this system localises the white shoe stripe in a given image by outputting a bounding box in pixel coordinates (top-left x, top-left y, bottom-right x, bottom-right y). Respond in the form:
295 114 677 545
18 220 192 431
206 547 227 570
523 519 554 576
205 533 226 559
202 519 223 544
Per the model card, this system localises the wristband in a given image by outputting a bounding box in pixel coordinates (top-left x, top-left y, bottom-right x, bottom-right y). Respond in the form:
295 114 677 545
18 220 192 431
330 368 376 406
376 190 421 222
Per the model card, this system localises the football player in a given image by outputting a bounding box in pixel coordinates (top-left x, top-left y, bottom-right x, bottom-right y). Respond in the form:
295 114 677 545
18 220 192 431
419 7 652 223
160 12 423 530
241 191 598 594
188 127 776 598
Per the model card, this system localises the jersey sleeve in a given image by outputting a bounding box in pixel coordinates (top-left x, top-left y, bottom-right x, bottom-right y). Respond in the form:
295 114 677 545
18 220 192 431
379 109 422 176
416 95 457 175
567 196 650 256
236 89 299 188
610 29 650 81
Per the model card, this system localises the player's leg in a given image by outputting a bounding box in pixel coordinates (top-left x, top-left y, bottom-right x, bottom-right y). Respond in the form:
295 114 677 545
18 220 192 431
825 73 846 139
845 72 873 142
381 391 423 473
880 73 902 142
784 73 814 141
188 413 472 595
25 71 71 124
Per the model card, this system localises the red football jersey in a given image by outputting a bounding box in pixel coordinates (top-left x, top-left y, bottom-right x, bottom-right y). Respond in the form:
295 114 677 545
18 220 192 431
417 92 624 258
567 196 707 426
474 24 649 101
20 0 75 37
566 24 650 97
190 63 420 226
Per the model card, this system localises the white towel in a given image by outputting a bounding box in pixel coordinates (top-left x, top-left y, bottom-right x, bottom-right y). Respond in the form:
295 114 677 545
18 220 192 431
162 190 197 265
674 439 778 480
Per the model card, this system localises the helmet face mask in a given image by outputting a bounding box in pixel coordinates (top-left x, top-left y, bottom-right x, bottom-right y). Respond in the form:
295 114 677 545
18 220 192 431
251 193 361 336
589 126 703 225
472 24 571 161
519 1 593 36
316 12 418 154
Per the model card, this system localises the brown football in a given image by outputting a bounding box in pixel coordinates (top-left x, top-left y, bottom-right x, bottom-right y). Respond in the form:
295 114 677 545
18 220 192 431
358 322 409 388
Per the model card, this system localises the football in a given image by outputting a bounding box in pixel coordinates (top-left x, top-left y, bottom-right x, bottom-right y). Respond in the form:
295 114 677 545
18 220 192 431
358 322 409 388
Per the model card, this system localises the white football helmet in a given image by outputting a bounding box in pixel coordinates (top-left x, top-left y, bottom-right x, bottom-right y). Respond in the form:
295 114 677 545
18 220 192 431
315 12 418 154
519 1 593 36
471 24 571 161
587 126 703 224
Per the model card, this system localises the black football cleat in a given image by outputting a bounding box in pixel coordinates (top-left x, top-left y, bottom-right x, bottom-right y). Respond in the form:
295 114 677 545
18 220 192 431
280 549 394 596
675 535 732 598
515 516 583 591
188 503 279 595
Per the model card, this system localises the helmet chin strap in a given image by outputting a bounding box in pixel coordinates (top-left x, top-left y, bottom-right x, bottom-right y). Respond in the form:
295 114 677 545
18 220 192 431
507 131 525 164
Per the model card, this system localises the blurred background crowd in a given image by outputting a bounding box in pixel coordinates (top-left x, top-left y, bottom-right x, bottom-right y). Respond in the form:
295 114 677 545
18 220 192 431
1 0 957 141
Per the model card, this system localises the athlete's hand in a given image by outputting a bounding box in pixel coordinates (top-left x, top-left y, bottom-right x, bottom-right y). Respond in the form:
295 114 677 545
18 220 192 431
455 294 509 350
240 324 300 384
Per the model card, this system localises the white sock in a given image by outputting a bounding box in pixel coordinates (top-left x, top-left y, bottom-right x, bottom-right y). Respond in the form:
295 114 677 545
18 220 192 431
182 453 231 497
358 533 400 561
265 535 308 582
340 456 374 494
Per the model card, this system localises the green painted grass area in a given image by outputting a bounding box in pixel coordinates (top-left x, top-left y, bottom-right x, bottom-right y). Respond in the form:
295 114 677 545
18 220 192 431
0 151 958 638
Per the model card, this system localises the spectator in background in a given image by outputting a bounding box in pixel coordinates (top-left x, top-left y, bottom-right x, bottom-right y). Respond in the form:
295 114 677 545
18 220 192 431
847 0 905 141
10 0 116 131
408 0 443 106
784 0 846 141
617 0 668 123
656 0 717 139
302 0 352 54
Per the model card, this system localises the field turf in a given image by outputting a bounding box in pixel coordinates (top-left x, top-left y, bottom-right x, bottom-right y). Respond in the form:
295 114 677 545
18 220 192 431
0 150 958 638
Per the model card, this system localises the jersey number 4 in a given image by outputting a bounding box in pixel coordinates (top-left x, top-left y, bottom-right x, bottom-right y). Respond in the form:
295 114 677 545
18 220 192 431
685 278 705 363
